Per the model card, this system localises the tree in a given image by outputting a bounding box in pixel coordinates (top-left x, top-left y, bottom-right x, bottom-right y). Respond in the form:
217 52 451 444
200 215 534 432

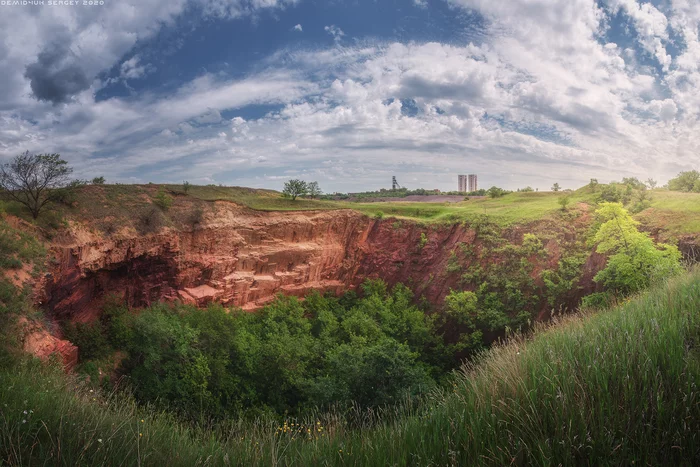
487 186 506 198
621 177 645 190
283 179 308 200
668 170 700 192
592 203 682 295
182 181 191 193
588 178 599 192
558 194 571 211
551 182 561 192
646 178 657 189
0 151 73 219
91 176 105 185
307 181 322 199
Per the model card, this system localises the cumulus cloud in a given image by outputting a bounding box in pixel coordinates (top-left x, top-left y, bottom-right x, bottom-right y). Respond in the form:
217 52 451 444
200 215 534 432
201 0 299 18
324 25 345 41
2 0 700 190
605 0 672 70
24 42 90 105
120 55 155 81
293 24 303 32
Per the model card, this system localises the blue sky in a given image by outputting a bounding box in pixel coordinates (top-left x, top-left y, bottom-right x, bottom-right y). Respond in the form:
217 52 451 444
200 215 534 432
1 0 699 192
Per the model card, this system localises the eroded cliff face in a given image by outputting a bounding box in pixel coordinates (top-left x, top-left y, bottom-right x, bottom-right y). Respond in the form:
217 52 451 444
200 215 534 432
37 201 602 325
40 203 372 321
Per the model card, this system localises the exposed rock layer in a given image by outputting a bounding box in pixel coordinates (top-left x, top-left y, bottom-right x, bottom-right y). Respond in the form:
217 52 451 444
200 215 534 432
39 202 604 323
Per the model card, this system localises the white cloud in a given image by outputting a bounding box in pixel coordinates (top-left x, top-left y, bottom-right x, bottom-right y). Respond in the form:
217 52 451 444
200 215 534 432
120 55 154 81
605 0 672 70
2 0 700 191
293 24 303 32
324 25 345 42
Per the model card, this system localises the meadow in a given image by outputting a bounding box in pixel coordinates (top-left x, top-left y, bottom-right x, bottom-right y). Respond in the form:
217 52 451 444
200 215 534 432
23 183 697 239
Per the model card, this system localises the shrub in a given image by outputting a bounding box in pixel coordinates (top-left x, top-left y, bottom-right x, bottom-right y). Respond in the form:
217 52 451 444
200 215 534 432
49 180 86 207
138 208 164 234
186 208 203 227
91 176 105 185
521 233 544 255
592 202 682 295
100 221 117 236
418 232 428 249
63 322 111 361
153 188 173 211
581 291 615 309
445 251 461 273
558 194 571 211
597 184 622 203
374 211 384 219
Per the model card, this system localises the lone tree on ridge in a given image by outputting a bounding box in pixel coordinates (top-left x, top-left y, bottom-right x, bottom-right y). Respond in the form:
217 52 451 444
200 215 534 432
307 181 322 199
283 179 308 201
0 151 73 219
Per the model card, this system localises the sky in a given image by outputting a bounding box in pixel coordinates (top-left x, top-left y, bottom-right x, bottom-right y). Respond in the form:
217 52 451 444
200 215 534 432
1 0 699 193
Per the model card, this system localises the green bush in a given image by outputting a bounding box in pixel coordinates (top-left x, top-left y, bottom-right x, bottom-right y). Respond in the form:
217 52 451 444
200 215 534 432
63 322 111 361
418 232 428 249
668 170 700 192
592 202 682 295
153 188 173 210
581 291 616 309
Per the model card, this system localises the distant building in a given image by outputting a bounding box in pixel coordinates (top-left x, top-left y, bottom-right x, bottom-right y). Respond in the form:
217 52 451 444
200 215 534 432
468 174 478 192
458 175 468 192
458 174 478 192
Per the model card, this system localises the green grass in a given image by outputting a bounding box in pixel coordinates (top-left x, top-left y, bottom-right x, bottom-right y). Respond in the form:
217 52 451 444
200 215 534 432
165 184 341 211
3 270 700 465
638 190 700 236
10 184 695 235
334 190 595 225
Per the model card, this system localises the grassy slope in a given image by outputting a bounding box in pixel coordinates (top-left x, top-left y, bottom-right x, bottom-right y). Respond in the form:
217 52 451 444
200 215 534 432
334 191 594 225
638 190 700 237
24 184 697 237
3 270 700 466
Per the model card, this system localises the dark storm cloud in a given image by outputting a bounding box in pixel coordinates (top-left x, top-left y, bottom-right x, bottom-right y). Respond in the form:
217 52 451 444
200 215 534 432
24 42 90 105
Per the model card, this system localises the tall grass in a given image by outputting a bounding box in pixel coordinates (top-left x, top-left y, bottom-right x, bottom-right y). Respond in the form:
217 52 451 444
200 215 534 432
2 271 700 465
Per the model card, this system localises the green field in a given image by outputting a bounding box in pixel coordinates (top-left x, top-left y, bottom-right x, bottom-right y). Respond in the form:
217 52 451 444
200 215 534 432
639 190 700 236
2 269 700 465
6 183 699 238
335 191 595 225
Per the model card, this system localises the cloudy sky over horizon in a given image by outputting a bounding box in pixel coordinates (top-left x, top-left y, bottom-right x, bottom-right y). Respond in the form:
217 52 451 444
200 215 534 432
1 0 699 192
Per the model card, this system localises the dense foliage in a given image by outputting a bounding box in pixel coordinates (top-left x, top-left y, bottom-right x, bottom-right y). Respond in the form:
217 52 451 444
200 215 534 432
71 282 462 421
668 170 700 192
588 202 682 297
4 270 700 466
